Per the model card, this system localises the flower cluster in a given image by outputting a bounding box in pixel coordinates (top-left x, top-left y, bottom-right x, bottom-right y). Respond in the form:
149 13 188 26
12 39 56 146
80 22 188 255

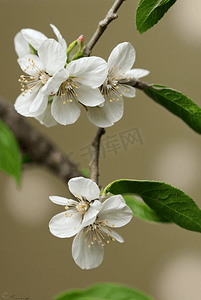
49 177 133 269
14 24 149 127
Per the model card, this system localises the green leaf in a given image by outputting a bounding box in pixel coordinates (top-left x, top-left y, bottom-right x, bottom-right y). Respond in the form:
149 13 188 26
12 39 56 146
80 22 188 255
55 283 153 300
67 40 77 63
81 168 90 178
0 119 21 183
136 0 177 34
104 179 201 233
144 85 201 134
29 44 37 55
22 154 34 165
122 194 170 223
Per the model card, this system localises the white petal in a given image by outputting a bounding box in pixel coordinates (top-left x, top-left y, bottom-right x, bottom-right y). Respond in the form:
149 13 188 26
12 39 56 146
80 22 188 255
14 31 31 58
51 95 81 125
99 195 133 228
14 88 39 117
35 104 57 127
29 89 48 116
103 94 124 123
82 200 103 227
76 85 105 107
18 54 43 75
87 90 124 127
90 200 103 210
101 227 124 243
49 211 82 238
87 106 114 127
67 57 108 88
21 28 47 50
108 42 135 74
68 177 100 201
122 68 150 80
49 196 77 206
72 229 104 270
42 68 68 96
50 24 67 52
118 84 136 98
38 39 67 75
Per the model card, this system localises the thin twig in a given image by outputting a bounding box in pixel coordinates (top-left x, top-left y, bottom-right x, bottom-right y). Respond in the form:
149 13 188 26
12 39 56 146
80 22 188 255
83 0 126 57
89 127 106 185
118 78 150 90
0 96 82 183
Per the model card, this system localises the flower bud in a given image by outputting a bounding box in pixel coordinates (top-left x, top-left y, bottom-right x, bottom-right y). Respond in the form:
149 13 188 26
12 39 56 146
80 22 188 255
77 35 84 47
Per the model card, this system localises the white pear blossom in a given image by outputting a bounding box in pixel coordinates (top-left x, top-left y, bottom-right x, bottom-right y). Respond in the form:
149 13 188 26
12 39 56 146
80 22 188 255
72 194 133 269
14 39 67 118
49 177 102 238
87 42 150 127
49 177 133 270
14 24 67 58
42 56 108 125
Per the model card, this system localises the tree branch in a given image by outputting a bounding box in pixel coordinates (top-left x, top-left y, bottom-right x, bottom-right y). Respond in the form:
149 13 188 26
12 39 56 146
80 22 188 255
89 127 105 185
83 0 126 57
0 96 82 183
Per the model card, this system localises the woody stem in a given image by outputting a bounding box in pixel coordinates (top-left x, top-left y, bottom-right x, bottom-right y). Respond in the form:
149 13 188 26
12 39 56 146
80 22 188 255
89 127 106 185
83 0 126 57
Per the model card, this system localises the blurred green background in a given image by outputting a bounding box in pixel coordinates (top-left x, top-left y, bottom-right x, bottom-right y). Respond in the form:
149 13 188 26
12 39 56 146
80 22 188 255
1 0 201 299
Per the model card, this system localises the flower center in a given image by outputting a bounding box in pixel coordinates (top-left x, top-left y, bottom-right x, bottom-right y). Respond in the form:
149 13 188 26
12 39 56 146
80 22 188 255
76 200 89 214
101 66 123 102
18 58 50 95
57 77 80 104
64 196 90 217
78 219 116 248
